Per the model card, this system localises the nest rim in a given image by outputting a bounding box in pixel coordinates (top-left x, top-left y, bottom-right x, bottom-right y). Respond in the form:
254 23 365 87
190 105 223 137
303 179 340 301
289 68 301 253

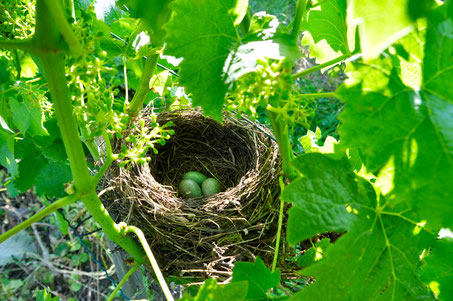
102 109 282 280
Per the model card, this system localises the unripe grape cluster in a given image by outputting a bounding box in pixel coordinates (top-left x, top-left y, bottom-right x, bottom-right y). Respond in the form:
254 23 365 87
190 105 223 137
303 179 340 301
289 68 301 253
65 8 174 167
226 58 313 128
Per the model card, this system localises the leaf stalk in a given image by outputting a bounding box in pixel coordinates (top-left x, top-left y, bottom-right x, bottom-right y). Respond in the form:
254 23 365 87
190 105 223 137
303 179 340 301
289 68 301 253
291 53 351 79
291 0 309 41
272 176 286 272
107 263 141 301
128 53 160 119
0 195 78 244
126 226 174 301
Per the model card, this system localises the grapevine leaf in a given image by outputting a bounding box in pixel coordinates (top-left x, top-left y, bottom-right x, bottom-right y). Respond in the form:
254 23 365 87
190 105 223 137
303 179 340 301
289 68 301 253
150 70 171 96
54 210 69 235
293 206 435 300
350 0 414 59
298 127 339 154
247 12 282 40
338 2 453 229
407 0 437 20
110 18 140 40
282 153 365 244
422 238 453 300
164 0 247 121
74 0 91 11
392 22 426 89
0 231 37 266
422 1 453 103
297 238 331 268
35 161 72 197
34 118 69 163
302 0 351 63
12 154 47 193
336 57 420 173
119 0 173 42
19 55 39 78
231 257 280 300
0 130 17 176
181 278 247 301
9 97 48 137
93 0 127 25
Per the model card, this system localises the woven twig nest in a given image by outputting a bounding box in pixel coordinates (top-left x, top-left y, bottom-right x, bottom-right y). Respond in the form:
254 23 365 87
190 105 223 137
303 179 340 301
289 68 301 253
102 109 282 280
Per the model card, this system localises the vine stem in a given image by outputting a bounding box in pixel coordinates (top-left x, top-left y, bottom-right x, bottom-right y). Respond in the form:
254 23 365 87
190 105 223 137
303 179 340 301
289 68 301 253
291 53 351 79
126 226 174 301
39 52 92 193
42 0 82 56
267 110 297 180
35 0 147 264
272 176 286 272
128 53 160 119
302 92 336 98
0 195 78 244
107 263 141 301
12 50 21 79
291 0 309 41
79 83 101 162
0 39 35 52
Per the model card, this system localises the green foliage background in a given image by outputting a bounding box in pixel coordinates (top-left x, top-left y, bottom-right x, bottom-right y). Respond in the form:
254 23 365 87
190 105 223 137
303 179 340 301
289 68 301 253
0 0 452 300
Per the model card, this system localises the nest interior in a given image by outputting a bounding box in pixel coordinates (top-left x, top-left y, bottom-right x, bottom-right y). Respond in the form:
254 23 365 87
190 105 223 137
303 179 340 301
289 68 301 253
102 110 282 280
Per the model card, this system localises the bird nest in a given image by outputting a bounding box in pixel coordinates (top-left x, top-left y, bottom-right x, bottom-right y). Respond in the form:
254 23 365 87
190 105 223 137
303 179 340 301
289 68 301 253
101 109 282 280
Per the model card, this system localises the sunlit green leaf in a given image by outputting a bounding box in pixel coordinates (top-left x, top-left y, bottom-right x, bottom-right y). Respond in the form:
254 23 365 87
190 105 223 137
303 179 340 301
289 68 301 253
19 55 39 78
422 237 453 300
293 205 435 300
302 0 351 63
350 0 414 59
164 0 248 121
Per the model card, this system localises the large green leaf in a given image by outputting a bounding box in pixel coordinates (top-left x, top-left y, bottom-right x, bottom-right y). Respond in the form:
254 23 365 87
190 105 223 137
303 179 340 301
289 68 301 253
338 1 453 229
422 238 453 300
231 257 280 300
350 0 414 59
282 153 365 244
34 160 72 197
302 0 351 63
293 204 435 300
163 0 248 121
11 151 47 193
336 57 420 173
